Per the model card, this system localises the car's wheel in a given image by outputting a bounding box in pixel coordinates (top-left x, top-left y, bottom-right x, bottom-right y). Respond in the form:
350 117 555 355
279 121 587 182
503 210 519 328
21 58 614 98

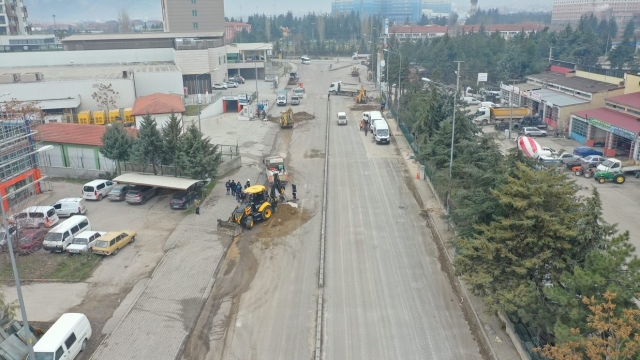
131 236 136 243
574 170 583 176
113 248 119 255
81 339 87 352
245 217 254 230
615 175 626 184
636 172 640 179
584 171 593 178
262 206 273 220
38 223 45 229
598 178 606 184
481 120 488 126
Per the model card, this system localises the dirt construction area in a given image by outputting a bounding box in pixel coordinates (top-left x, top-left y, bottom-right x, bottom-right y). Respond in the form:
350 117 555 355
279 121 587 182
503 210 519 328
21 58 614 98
267 111 316 123
1 180 186 358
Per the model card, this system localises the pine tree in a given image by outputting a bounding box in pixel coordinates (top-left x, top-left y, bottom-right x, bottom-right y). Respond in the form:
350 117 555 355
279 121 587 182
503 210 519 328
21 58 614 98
454 164 587 333
134 113 163 175
161 112 183 176
99 123 134 175
178 124 222 180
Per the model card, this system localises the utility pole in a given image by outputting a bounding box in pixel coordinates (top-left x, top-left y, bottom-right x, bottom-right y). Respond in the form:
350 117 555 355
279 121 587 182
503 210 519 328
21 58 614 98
508 79 517 140
447 60 463 231
397 55 402 131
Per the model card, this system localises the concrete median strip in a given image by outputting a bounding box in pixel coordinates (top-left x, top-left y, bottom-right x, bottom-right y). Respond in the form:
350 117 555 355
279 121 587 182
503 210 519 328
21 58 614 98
314 94 331 360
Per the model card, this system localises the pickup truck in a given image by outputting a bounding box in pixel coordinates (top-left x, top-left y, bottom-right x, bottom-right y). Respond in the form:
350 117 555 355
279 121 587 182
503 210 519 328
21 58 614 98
596 158 640 177
264 156 290 184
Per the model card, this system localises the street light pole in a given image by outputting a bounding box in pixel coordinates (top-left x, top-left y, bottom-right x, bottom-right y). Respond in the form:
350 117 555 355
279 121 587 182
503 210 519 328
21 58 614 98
447 60 463 231
255 61 259 107
397 55 402 130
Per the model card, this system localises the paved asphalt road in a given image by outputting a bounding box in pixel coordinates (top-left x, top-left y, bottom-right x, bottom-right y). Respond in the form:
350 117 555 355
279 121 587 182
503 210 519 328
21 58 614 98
215 62 481 359
323 93 481 359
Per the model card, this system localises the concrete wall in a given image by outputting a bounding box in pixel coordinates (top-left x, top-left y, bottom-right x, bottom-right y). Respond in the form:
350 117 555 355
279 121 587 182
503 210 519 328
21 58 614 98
576 70 623 86
135 113 175 130
174 48 227 82
0 79 136 111
625 73 640 94
591 88 625 108
199 96 224 118
134 71 184 97
0 48 175 68
217 155 241 177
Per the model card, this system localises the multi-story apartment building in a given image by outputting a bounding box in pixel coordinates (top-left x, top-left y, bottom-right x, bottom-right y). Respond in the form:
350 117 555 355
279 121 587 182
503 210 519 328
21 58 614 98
225 22 251 45
552 0 640 26
382 25 448 41
461 23 546 40
421 0 452 17
0 0 30 36
161 0 225 33
0 118 43 212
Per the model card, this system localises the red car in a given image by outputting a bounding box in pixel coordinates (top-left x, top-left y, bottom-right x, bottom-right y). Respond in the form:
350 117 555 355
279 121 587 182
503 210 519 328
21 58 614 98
16 229 47 255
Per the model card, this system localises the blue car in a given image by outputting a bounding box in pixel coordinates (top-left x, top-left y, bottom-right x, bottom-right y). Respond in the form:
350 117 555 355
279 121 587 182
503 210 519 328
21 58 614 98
573 146 604 157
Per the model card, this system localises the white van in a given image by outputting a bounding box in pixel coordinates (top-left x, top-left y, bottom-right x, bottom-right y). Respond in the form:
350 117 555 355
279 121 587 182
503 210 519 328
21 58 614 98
372 119 390 144
11 206 59 229
301 56 311 64
34 313 92 360
337 112 348 125
52 198 87 218
43 215 91 252
480 101 498 108
368 111 383 121
362 111 371 122
291 95 301 105
82 179 116 201
463 96 480 105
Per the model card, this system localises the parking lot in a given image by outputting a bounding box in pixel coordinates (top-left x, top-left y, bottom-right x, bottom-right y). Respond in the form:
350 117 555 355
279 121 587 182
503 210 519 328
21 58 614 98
1 179 187 355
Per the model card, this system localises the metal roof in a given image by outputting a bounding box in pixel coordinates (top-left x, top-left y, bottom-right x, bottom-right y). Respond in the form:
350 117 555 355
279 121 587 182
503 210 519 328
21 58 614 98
227 43 273 52
0 63 180 81
527 71 622 93
35 95 81 110
531 89 589 107
62 32 223 42
112 173 202 190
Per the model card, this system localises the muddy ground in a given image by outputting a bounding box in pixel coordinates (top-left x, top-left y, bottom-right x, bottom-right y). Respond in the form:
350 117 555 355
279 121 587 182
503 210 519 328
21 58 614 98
180 203 312 360
267 111 316 123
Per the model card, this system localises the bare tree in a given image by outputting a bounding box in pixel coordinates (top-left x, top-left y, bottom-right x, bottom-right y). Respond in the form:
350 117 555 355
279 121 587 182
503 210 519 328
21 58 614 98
118 9 132 33
1 98 44 122
91 83 120 123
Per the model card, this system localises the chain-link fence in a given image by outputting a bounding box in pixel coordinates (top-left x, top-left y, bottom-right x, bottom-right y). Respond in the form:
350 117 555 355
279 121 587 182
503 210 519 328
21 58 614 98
381 89 418 154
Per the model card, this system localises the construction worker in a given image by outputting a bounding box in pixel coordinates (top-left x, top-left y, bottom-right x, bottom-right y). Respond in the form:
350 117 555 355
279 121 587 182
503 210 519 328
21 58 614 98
328 92 331 100
292 184 297 200
230 180 237 196
194 198 201 215
225 180 231 195
364 119 369 136
245 179 251 189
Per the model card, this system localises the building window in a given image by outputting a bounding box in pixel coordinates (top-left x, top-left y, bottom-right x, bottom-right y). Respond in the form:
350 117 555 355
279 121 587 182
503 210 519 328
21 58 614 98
192 10 197 16
572 117 588 137
193 22 198 29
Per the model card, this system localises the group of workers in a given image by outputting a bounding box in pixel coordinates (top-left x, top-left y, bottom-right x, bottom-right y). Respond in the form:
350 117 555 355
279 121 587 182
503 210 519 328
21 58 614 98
226 179 252 202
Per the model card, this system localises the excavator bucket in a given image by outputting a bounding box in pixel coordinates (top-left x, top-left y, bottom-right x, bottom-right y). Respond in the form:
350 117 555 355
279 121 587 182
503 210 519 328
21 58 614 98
217 219 242 237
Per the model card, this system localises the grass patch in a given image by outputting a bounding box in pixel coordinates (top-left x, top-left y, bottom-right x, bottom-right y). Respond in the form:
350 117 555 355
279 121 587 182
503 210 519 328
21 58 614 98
185 105 200 116
0 251 102 282
202 181 216 198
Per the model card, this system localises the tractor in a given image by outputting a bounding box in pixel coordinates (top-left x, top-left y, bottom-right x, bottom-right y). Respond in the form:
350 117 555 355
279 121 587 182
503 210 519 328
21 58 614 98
217 182 286 234
594 169 626 184
355 86 367 104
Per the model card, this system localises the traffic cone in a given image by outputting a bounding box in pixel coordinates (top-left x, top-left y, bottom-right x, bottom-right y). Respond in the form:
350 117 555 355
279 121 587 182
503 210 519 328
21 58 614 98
416 172 420 179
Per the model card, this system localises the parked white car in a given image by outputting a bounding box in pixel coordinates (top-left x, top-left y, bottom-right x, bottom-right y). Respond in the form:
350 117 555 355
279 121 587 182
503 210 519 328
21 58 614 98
265 76 276 82
212 83 227 90
66 231 106 254
224 81 238 88
82 180 116 201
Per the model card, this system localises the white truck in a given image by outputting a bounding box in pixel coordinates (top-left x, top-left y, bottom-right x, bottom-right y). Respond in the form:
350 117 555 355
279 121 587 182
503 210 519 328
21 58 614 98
352 52 370 60
329 81 361 96
372 119 390 144
276 89 288 106
596 158 640 177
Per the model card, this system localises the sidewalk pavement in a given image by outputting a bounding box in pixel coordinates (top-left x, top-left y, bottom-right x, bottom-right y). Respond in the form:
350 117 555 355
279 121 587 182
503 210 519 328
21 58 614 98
90 167 259 360
387 117 522 360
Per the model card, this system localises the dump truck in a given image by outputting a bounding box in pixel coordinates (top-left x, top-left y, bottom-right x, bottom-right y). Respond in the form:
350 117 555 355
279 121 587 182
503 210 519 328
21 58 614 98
596 158 640 177
473 106 532 126
288 72 298 85
352 52 370 60
264 156 290 184
351 66 360 77
329 81 360 96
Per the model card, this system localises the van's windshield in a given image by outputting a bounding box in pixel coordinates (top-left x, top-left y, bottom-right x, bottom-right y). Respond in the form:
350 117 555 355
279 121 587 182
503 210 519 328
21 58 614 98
83 186 94 192
35 353 54 360
44 232 62 242
377 129 389 136
601 159 616 168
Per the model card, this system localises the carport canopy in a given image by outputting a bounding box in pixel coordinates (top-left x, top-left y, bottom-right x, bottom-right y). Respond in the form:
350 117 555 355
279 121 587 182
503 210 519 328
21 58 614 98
112 173 202 190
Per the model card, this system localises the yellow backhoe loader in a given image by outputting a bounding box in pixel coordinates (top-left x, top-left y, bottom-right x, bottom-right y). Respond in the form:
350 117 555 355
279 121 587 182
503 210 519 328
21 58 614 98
355 86 367 104
280 108 294 128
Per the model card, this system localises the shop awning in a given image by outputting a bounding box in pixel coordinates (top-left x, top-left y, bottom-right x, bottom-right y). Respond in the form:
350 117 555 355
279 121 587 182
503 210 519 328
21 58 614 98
573 108 640 135
112 173 203 190
532 89 588 107
35 96 81 110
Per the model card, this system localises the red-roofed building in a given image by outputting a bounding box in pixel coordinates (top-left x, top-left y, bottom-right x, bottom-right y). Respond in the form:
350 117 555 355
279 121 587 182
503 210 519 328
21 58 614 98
461 23 545 40
384 25 448 41
131 93 185 130
570 92 640 158
225 22 252 45
37 122 137 175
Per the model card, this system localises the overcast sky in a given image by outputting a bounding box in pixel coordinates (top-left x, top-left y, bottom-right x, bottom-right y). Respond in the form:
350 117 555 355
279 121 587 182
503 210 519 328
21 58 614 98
26 0 550 23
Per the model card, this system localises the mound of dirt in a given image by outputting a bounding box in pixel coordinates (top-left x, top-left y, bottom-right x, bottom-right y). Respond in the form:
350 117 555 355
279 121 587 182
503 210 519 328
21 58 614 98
267 115 280 122
304 149 325 158
350 104 382 111
293 111 315 121
255 203 313 247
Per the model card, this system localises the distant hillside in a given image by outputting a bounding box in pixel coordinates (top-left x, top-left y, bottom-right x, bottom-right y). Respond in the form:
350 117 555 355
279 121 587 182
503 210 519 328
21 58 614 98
25 0 162 22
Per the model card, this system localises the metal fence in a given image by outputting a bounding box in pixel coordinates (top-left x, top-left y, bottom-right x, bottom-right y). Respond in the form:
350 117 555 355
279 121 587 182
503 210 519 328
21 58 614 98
381 89 418 154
